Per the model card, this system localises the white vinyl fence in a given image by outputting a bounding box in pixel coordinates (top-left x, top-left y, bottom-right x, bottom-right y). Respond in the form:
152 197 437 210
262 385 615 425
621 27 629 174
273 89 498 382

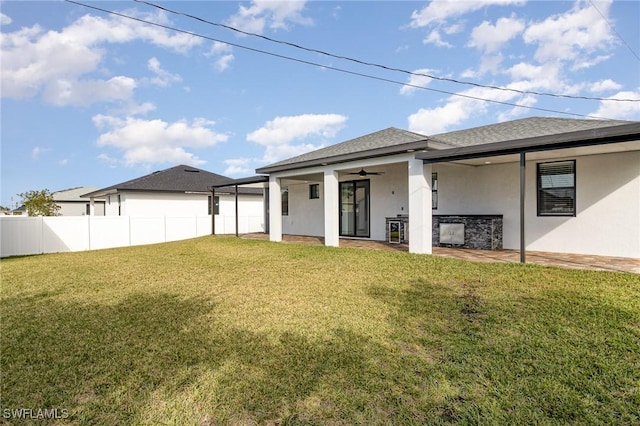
0 215 264 257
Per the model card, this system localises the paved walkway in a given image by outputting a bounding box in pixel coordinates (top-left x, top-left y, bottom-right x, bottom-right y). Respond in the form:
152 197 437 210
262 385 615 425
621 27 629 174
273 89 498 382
240 233 640 274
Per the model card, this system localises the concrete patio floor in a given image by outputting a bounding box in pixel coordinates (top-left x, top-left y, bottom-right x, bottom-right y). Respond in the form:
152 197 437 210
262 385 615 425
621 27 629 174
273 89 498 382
240 233 640 274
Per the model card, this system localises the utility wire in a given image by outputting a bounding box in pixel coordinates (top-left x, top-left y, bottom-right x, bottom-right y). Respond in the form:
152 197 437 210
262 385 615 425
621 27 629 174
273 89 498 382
135 0 639 103
588 0 640 63
65 0 617 120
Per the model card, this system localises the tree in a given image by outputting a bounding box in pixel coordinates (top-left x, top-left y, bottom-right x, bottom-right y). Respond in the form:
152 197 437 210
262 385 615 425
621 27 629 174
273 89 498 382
18 189 61 216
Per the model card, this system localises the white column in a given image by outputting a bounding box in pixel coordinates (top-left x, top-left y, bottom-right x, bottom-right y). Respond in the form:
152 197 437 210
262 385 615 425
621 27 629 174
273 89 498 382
323 169 339 247
268 175 282 242
408 158 432 254
89 198 95 216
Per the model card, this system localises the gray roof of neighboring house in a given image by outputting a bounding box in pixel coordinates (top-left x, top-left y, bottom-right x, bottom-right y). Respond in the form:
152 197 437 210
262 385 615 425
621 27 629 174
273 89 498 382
256 127 438 174
429 117 632 147
82 165 262 198
53 186 104 202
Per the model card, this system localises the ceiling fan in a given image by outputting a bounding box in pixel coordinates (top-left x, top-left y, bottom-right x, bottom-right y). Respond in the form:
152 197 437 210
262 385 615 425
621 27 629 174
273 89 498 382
347 168 385 178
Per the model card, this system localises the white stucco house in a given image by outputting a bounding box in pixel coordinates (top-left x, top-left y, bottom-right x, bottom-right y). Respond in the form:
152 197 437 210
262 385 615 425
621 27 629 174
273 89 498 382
53 187 106 216
82 165 266 234
228 117 640 260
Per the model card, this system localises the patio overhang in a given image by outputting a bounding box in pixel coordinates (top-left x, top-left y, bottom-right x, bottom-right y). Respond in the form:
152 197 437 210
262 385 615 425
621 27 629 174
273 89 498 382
208 175 269 237
415 121 640 263
256 140 450 174
416 121 640 164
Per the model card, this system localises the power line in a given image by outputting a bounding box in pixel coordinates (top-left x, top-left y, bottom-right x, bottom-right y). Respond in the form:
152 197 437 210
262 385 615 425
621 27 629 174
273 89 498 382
64 0 617 120
588 0 640 63
135 0 640 103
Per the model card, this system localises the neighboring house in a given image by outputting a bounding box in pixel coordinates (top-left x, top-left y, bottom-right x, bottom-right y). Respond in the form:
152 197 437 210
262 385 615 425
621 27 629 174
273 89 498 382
236 117 639 259
82 165 265 231
9 206 27 216
53 187 106 216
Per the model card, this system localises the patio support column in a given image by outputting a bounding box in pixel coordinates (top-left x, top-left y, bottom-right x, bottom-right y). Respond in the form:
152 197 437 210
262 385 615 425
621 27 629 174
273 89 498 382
408 158 432 254
269 176 282 242
520 152 526 263
323 169 339 247
211 187 216 235
235 184 239 237
89 197 95 216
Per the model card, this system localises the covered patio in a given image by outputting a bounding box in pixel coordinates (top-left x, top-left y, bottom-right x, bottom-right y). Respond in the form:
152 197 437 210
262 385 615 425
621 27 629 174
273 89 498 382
239 233 640 274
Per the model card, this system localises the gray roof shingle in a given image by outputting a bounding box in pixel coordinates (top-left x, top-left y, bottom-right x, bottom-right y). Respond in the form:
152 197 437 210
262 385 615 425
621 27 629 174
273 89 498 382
53 186 102 201
256 127 432 173
429 117 632 147
82 165 261 198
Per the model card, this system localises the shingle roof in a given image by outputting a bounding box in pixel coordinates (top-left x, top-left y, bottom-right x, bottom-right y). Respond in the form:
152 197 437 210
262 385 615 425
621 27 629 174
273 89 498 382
53 187 102 202
256 127 433 173
429 117 632 147
82 165 261 198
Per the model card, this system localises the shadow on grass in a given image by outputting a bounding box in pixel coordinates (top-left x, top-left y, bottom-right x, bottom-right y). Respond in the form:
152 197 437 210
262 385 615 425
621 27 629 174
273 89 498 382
368 278 640 424
1 293 396 424
3 278 638 424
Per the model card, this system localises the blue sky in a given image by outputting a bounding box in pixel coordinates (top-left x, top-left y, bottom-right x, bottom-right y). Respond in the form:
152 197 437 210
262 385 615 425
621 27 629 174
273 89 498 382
2 0 639 208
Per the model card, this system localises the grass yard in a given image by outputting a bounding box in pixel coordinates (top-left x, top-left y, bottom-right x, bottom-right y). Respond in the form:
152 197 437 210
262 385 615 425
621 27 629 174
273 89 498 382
1 236 639 425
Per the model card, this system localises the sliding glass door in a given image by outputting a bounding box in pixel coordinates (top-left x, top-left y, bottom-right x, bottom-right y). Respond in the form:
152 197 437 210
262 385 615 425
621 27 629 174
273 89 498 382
340 180 370 237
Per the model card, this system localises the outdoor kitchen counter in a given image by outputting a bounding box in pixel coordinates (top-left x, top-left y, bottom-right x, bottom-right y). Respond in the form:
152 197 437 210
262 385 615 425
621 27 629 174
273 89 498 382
432 215 503 250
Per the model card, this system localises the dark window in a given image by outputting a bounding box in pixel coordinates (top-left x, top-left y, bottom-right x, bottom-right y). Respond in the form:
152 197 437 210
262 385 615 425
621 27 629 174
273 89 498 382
86 204 90 215
537 160 576 216
282 187 289 216
432 173 438 209
117 194 121 216
208 196 220 215
339 180 370 237
309 184 320 199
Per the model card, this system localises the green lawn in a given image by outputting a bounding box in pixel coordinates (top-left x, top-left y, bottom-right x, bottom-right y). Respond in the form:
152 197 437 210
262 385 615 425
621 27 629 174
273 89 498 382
2 236 639 425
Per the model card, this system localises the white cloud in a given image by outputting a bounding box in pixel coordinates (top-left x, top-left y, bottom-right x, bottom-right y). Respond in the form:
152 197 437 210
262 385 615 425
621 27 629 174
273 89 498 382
42 76 137 106
423 30 452 47
214 54 235 72
146 57 182 87
409 0 525 28
31 146 50 159
223 158 253 176
1 11 200 104
591 89 640 120
207 42 235 72
444 23 464 34
408 87 518 134
93 115 228 166
467 15 525 53
210 41 232 54
97 153 119 168
1 13 12 25
571 54 611 71
58 159 68 166
227 0 313 34
505 62 565 93
247 113 347 163
497 95 537 121
590 79 622 93
523 0 615 67
400 69 435 95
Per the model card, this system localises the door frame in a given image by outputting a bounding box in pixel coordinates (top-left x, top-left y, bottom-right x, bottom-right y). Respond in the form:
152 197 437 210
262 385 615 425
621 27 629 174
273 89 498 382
339 179 370 238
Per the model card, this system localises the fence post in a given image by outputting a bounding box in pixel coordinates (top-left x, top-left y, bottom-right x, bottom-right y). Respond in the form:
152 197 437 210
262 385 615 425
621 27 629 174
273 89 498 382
39 216 44 254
